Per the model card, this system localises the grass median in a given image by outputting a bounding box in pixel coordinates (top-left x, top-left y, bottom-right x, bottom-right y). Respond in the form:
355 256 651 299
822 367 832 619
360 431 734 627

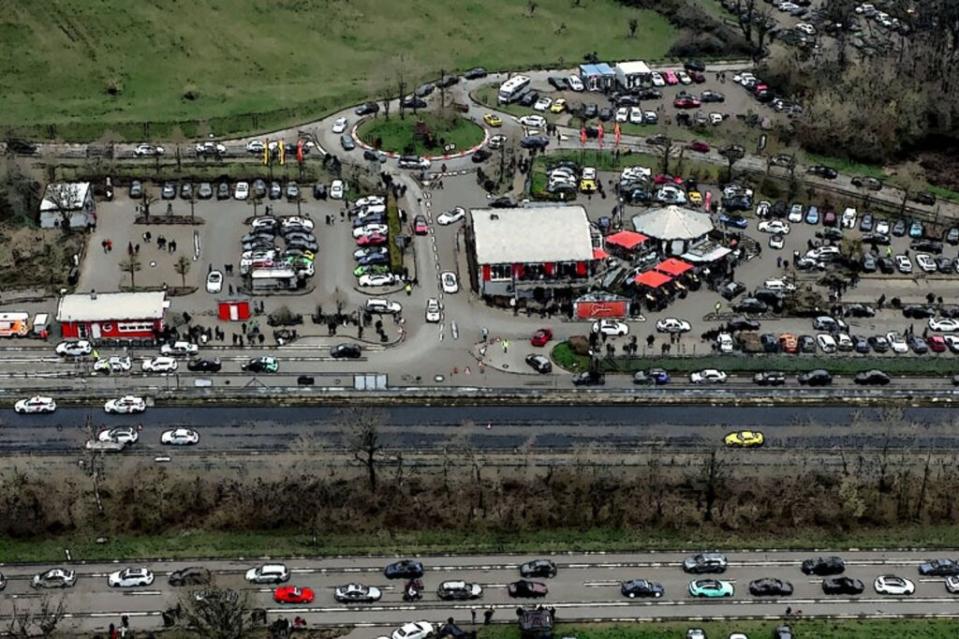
551 341 959 377
356 112 485 156
7 524 959 563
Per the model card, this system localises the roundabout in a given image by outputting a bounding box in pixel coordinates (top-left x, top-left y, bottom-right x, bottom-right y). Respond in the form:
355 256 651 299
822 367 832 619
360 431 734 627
355 109 486 158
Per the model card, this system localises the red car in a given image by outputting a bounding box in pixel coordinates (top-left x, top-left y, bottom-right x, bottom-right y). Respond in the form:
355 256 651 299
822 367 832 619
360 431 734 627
653 174 685 186
413 215 429 235
928 335 947 353
673 97 701 109
663 70 679 85
690 70 706 83
356 232 388 246
530 328 553 347
274 586 315 604
688 141 710 153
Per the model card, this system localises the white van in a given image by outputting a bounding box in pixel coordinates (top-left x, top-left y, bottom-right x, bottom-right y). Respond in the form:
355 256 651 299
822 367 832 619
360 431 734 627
31 313 50 339
841 207 857 229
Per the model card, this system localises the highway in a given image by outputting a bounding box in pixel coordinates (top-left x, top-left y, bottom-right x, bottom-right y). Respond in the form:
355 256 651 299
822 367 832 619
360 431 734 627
2 551 958 634
2 405 957 456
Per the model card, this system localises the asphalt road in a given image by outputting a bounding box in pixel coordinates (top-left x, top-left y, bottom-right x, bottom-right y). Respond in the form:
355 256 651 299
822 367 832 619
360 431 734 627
2 551 958 635
2 405 958 455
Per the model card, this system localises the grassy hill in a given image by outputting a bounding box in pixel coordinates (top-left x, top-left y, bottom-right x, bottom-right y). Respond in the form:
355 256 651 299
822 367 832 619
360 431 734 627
0 0 675 141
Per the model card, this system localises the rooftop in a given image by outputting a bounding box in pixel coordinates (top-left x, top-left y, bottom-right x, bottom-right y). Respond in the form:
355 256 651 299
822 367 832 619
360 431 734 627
57 291 168 322
471 205 595 265
616 60 652 75
632 205 714 240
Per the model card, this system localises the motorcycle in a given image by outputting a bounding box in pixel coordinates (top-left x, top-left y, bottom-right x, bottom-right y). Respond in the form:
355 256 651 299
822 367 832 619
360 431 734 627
403 579 424 602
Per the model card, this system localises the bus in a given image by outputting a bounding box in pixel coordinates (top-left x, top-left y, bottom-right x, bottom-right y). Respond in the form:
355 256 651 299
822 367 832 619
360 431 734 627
498 75 531 104
249 267 300 292
0 312 30 337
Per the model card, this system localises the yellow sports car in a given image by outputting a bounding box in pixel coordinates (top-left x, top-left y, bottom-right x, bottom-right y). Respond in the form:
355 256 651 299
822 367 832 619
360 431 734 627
724 430 765 448
550 98 567 114
688 190 703 205
483 113 503 127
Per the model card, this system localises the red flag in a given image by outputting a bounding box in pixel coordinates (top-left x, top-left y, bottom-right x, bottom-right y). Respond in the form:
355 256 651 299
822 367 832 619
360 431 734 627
296 140 304 163
614 123 621 147
705 190 713 211
597 124 604 149
580 127 587 145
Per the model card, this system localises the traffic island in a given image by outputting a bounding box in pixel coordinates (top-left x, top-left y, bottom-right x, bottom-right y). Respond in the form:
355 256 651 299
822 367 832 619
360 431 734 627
356 109 485 157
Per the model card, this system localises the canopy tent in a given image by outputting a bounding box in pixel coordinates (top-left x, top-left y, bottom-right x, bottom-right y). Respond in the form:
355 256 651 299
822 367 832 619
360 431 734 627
592 247 610 260
633 270 673 289
606 230 649 251
655 257 694 277
632 205 713 241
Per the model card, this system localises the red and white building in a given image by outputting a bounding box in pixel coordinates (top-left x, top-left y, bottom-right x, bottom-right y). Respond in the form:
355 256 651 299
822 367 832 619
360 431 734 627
466 205 603 299
56 291 169 343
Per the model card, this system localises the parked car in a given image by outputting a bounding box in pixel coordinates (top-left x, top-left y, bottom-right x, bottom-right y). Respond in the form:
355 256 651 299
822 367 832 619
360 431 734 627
334 583 382 603
507 579 548 598
802 556 845 575
683 553 727 574
384 560 424 579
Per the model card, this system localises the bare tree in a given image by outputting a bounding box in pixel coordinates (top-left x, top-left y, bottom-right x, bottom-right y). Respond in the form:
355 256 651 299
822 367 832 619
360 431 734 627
141 190 158 224
719 144 745 182
180 587 250 639
7 595 66 639
118 255 142 290
342 408 386 491
174 255 191 288
42 182 81 232
699 450 726 523
527 0 538 16
649 136 673 175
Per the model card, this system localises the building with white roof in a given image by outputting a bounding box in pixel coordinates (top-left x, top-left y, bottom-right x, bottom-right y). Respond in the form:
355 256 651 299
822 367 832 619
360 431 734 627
615 60 652 89
56 291 168 343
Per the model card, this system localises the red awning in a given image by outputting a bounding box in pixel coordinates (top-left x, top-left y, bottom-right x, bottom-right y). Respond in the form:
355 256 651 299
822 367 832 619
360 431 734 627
655 258 694 277
606 230 649 250
633 270 673 289
592 247 610 260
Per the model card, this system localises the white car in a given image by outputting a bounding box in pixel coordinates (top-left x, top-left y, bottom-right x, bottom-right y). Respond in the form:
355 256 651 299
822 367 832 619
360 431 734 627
366 298 403 315
359 273 397 287
763 278 796 293
93 356 132 373
104 396 147 414
56 340 92 357
656 318 692 333
929 318 959 332
615 107 629 122
355 195 385 208
160 341 199 357
519 114 546 129
581 167 597 181
437 207 466 225
282 216 315 231
206 270 223 294
806 245 841 261
425 298 442 323
757 220 790 235
441 271 459 294
733 72 755 84
945 335 959 353
797 22 817 35
245 564 290 584
886 332 909 354
246 140 265 154
916 253 937 273
108 568 155 588
98 426 139 445
32 568 77 589
591 319 629 337
161 428 200 446
816 333 837 353
841 207 857 228
533 96 552 112
836 333 853 351
234 181 250 200
332 117 349 134
134 143 164 157
946 576 959 593
875 220 890 235
567 75 585 91
717 333 734 353
354 223 389 238
788 204 804 223
769 235 784 250
677 70 692 85
392 621 435 639
141 355 177 373
330 179 345 200
708 112 723 126
651 72 665 87
14 396 57 414
874 575 915 595
895 254 913 273
689 369 727 384
629 106 643 124
195 141 226 156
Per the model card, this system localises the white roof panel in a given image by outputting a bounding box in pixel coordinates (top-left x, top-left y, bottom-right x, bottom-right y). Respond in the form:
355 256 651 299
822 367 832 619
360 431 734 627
57 292 168 322
471 205 594 265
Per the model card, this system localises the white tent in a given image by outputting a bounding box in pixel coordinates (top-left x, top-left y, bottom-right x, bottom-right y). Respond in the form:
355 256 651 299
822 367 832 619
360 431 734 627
632 205 713 241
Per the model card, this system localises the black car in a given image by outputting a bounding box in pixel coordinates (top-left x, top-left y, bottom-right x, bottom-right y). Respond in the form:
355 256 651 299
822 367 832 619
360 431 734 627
384 560 424 580
753 371 786 386
877 257 895 274
902 304 936 319
340 134 356 151
727 318 760 332
519 559 557 578
471 148 492 163
748 578 793 597
684 59 706 72
798 369 832 386
859 212 873 232
733 298 768 314
169 567 212 587
822 577 864 595
918 559 959 576
187 358 222 372
490 196 515 209
855 369 890 385
507 579 548 598
520 135 550 150
216 182 231 200
436 75 459 88
436 580 480 600
802 556 845 575
636 88 662 100
355 102 380 116
313 183 327 199
867 335 890 353
807 165 838 179
401 96 427 109
760 333 780 353
363 149 386 163
798 335 816 353
598 107 613 121
572 371 605 386
331 343 361 359
912 239 943 254
911 192 936 206
908 335 928 354
633 369 669 385
937 255 954 273
414 82 434 97
525 354 552 374
700 90 725 103
548 76 569 90
851 176 883 191
946 228 959 245
682 553 728 574
518 91 539 107
582 103 599 119
463 67 487 80
621 579 664 598
241 357 278 373
720 281 746 300
845 303 876 318
860 255 876 273
615 94 640 106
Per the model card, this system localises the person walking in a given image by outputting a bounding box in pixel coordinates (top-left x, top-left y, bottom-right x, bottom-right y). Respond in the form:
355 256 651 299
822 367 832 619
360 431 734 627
471 608 477 625
483 608 493 625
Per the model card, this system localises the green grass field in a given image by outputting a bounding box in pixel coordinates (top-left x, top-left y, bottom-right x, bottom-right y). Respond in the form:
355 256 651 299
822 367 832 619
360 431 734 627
356 112 485 155
481 620 959 639
0 1 675 142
